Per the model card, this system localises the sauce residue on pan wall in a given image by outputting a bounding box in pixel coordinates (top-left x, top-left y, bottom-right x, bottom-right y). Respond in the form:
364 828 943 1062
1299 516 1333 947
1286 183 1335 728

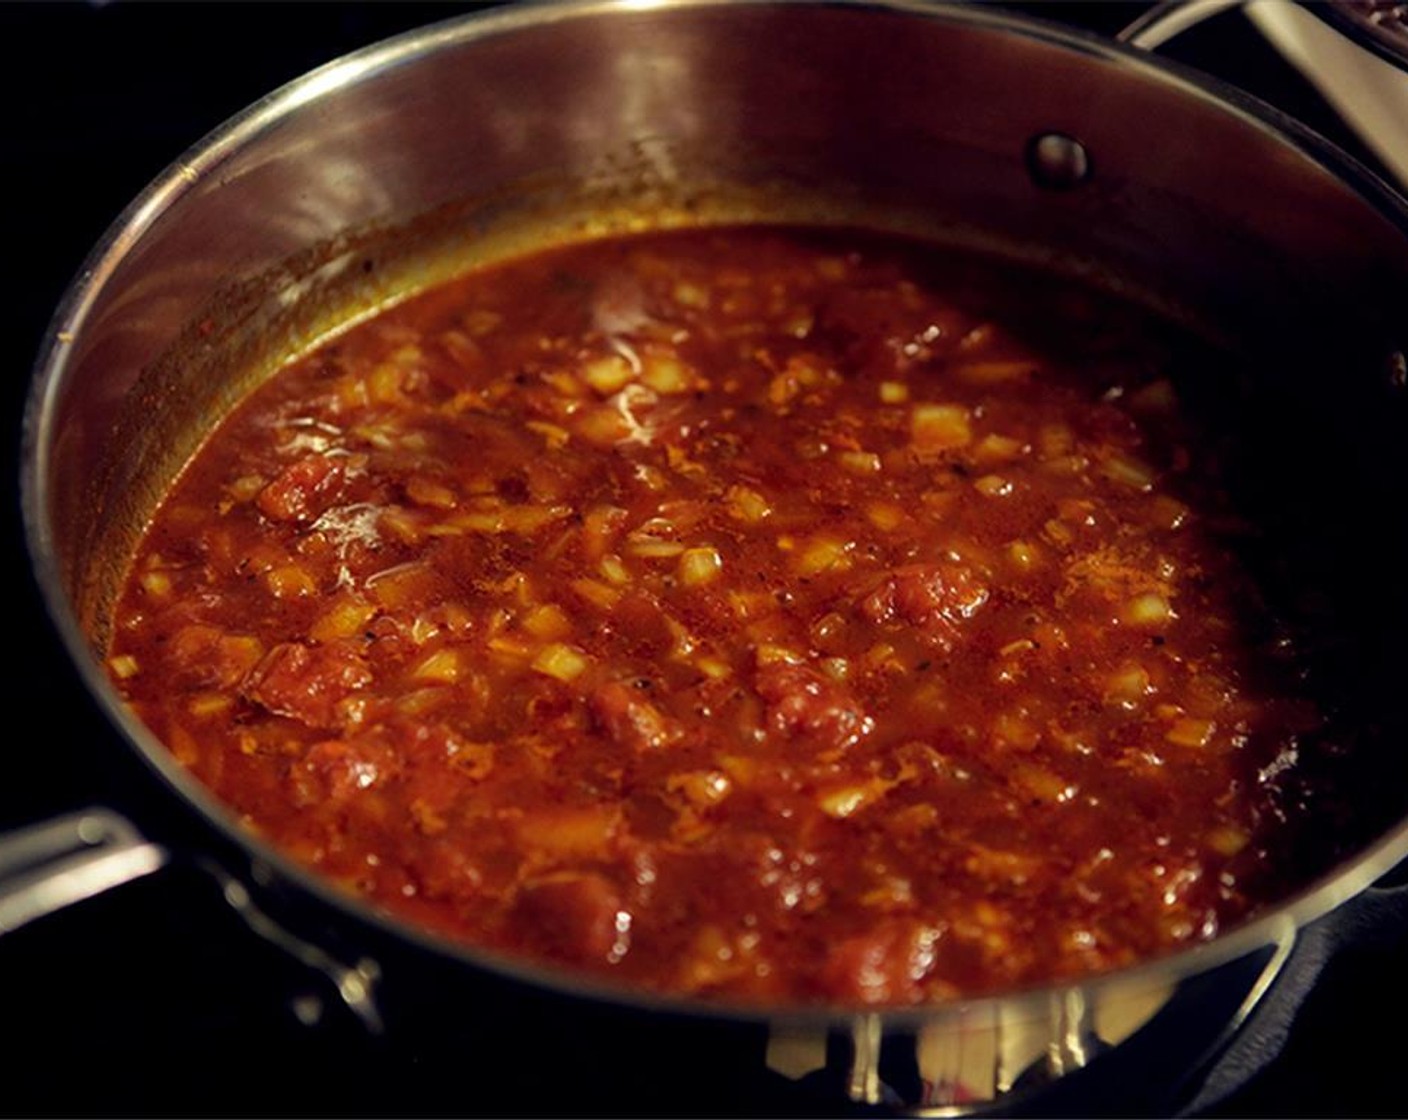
105 225 1377 1006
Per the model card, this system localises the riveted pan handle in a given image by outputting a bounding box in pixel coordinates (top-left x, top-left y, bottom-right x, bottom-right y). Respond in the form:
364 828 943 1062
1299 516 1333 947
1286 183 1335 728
1116 0 1245 50
0 809 168 934
0 808 383 1032
1118 0 1408 192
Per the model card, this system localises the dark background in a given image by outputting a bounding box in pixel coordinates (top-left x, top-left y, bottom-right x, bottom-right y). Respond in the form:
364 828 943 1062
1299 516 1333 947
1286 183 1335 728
3 2 1406 1115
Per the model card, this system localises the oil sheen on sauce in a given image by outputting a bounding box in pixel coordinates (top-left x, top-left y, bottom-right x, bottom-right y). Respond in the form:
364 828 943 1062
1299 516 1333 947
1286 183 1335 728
106 226 1365 1006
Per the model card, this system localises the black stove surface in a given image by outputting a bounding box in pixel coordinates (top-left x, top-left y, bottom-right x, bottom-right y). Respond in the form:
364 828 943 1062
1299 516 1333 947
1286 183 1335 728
4 3 1406 1115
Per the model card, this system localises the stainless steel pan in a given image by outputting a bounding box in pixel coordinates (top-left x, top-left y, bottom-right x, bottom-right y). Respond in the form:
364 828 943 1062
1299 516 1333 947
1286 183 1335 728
16 1 1408 1110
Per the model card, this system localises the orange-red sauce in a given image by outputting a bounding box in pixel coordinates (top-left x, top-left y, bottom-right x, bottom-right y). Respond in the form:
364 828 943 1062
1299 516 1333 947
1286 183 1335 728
107 227 1353 1004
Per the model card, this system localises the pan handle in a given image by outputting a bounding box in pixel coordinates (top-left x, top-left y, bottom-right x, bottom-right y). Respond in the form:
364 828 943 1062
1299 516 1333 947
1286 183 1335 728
0 808 383 1032
0 808 168 934
1180 874 1408 1114
1118 0 1408 192
1116 0 1244 49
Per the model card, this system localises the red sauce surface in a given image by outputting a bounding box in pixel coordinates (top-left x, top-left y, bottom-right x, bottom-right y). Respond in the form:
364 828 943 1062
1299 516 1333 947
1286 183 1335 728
107 227 1350 1005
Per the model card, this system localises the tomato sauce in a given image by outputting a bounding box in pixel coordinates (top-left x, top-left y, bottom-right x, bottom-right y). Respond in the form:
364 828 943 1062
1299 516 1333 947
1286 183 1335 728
106 226 1358 1005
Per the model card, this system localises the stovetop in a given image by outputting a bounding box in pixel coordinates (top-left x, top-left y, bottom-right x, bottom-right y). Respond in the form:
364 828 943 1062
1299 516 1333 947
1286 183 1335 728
5 3 1406 1115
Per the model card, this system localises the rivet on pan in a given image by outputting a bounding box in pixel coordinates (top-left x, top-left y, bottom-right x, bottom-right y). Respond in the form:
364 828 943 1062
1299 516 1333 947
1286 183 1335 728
291 994 324 1027
1026 132 1092 191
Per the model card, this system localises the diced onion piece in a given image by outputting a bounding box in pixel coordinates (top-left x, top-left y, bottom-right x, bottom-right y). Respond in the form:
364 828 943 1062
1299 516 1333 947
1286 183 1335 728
188 693 233 719
820 657 851 681
725 485 771 524
580 354 635 395
784 311 814 338
1207 825 1250 856
810 612 846 645
522 603 573 641
628 537 686 559
310 598 378 644
667 770 733 808
728 590 776 621
109 654 140 680
965 846 1043 885
571 578 621 611
818 779 892 819
486 634 535 660
678 925 758 991
448 510 502 533
337 375 370 410
1166 717 1215 748
1149 495 1190 531
140 570 172 598
1007 540 1041 571
519 805 620 855
1042 454 1089 477
1014 764 1075 803
227 475 265 503
673 280 710 309
1125 593 1173 627
367 562 435 610
756 644 804 666
716 755 759 787
993 713 1041 750
167 725 200 767
405 476 457 510
879 381 909 404
503 506 570 535
368 360 405 405
413 648 461 684
767 371 801 407
974 434 1026 464
380 507 426 546
678 547 723 587
911 403 972 451
543 370 586 399
266 564 317 599
525 420 571 450
838 450 882 475
1042 518 1075 547
974 474 1013 498
696 656 732 680
442 604 474 634
576 406 633 445
396 687 446 716
864 642 902 673
532 643 590 681
794 536 852 577
1100 453 1156 491
1106 664 1152 705
598 554 631 585
953 359 1039 384
867 501 905 531
641 352 694 394
581 506 626 560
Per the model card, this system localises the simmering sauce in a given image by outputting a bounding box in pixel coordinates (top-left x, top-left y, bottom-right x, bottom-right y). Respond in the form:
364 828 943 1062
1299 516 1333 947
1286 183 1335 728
106 226 1359 1005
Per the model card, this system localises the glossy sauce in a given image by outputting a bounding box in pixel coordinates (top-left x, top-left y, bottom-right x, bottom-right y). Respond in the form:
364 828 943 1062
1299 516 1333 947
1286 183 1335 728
107 227 1352 1005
